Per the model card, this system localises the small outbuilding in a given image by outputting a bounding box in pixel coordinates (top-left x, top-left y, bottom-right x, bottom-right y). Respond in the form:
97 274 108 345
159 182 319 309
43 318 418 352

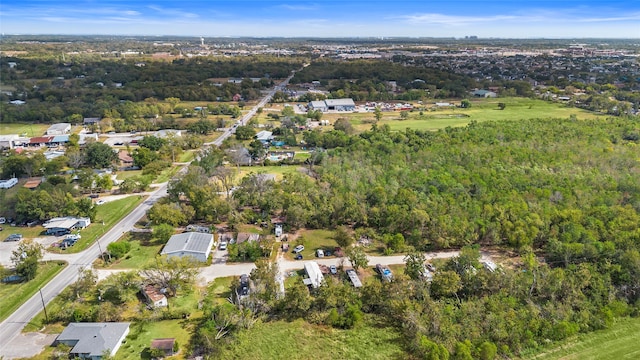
303 262 324 289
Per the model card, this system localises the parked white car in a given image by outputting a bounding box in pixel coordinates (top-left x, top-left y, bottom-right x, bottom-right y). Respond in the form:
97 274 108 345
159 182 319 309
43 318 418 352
219 241 228 250
293 245 305 254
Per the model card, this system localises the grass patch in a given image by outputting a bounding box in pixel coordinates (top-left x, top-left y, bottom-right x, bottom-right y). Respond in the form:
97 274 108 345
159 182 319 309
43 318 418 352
155 165 182 184
116 320 192 360
50 196 144 254
216 316 405 360
286 229 338 260
0 261 66 322
521 317 640 360
338 98 604 132
102 234 163 270
237 165 302 182
116 169 143 180
0 224 47 241
0 122 49 136
205 277 234 306
177 150 195 163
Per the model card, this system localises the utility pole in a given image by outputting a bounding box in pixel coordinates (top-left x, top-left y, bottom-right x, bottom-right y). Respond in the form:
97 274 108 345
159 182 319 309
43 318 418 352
39 288 49 323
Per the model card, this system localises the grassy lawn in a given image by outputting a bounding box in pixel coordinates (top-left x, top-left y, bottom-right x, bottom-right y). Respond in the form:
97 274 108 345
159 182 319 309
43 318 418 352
117 320 192 360
50 196 144 254
0 261 66 322
116 169 143 180
0 122 49 136
155 165 182 183
205 276 234 306
216 316 405 360
341 98 604 132
522 317 640 360
237 165 303 182
285 229 339 260
102 234 163 270
177 150 195 163
0 224 47 241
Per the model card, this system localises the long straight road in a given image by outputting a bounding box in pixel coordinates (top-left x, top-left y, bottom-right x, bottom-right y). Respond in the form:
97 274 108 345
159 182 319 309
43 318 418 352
0 72 298 358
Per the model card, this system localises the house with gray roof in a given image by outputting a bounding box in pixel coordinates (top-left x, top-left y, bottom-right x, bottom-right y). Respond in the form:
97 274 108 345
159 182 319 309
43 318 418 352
46 123 71 135
55 322 130 360
160 232 214 262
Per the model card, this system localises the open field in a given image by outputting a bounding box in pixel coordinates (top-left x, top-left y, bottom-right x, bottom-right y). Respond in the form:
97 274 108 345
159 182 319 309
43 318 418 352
101 234 163 270
352 97 604 132
522 317 640 360
0 261 66 322
284 229 338 260
50 196 144 253
0 123 49 136
236 164 304 181
215 317 405 360
116 320 192 360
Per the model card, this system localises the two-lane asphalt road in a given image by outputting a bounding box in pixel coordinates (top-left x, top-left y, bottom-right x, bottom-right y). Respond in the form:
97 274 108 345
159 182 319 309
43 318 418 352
0 72 298 357
0 183 168 354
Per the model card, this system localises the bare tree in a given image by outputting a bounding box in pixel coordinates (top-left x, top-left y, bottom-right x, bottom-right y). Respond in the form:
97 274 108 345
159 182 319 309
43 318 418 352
140 255 199 297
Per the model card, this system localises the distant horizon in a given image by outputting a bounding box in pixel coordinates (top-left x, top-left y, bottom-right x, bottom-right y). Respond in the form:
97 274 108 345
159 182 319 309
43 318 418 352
1 1 639 39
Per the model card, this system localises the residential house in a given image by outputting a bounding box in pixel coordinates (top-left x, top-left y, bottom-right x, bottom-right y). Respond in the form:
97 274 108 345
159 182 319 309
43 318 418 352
141 284 168 308
236 232 260 245
160 232 214 262
54 322 130 360
255 130 274 144
46 123 72 135
118 151 134 167
83 118 101 126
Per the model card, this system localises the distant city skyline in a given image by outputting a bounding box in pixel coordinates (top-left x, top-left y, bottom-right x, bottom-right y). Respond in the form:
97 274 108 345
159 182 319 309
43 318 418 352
1 0 639 38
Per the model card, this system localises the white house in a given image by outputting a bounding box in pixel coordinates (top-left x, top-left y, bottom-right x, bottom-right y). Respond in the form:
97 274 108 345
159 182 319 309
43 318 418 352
161 232 214 262
43 217 91 235
46 123 72 135
55 322 130 360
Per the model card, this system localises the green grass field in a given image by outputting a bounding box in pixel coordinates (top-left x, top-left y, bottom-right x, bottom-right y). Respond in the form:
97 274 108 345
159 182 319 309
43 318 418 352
349 98 603 132
103 235 163 270
0 123 50 136
523 317 640 360
285 229 339 260
237 165 303 182
0 261 66 322
215 317 405 360
50 196 144 254
116 320 192 360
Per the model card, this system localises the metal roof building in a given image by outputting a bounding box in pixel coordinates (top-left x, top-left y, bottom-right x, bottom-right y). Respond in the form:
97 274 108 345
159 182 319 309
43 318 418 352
161 232 214 262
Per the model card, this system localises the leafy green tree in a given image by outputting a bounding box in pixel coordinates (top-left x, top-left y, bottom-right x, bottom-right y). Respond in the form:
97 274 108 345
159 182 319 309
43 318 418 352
334 226 354 248
346 246 368 273
431 270 461 300
138 135 167 151
132 147 158 168
106 242 131 259
140 256 199 297
453 341 473 360
477 341 497 360
374 106 382 122
235 125 256 140
11 240 43 281
84 142 117 168
248 140 266 161
404 252 427 280
400 111 409 120
333 118 354 135
147 203 189 226
153 223 175 243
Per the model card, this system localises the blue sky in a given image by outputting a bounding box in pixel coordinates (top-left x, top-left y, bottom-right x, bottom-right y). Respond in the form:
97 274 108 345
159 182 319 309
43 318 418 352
1 1 638 38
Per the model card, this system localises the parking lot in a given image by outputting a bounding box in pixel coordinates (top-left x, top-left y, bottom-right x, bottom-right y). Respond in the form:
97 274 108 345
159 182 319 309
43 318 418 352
0 235 62 267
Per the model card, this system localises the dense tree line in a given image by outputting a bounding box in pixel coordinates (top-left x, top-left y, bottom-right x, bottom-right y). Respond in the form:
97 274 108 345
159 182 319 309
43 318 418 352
0 56 303 123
